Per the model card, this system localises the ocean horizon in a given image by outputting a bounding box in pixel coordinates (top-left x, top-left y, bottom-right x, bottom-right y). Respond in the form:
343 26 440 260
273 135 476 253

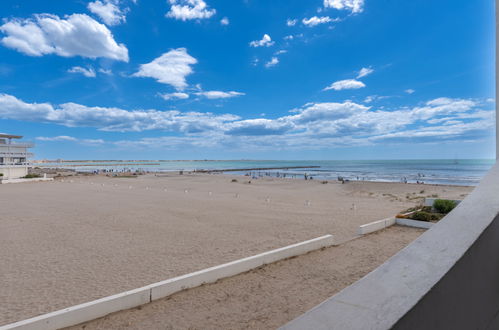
36 159 495 186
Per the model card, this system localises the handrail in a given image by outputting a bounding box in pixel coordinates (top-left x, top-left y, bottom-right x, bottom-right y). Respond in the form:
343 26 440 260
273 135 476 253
281 163 499 329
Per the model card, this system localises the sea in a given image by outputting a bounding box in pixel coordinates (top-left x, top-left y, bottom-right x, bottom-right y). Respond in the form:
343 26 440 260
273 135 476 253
38 159 495 186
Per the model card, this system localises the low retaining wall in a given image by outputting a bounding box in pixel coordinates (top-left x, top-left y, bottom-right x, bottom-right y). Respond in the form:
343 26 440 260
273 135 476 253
281 164 499 330
395 218 433 229
358 217 396 235
1 178 53 184
0 234 334 330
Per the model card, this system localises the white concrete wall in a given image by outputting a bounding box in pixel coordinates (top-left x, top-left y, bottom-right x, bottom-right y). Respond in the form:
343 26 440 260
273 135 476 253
358 218 396 235
395 218 433 229
0 167 28 180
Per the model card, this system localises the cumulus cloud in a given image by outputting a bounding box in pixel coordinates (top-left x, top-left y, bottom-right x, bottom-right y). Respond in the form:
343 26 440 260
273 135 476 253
0 14 129 61
166 0 216 21
411 98 477 120
220 17 229 25
195 91 245 99
357 67 374 78
323 79 366 91
265 57 279 68
286 102 369 124
249 34 274 47
302 16 338 27
0 93 239 133
324 0 364 13
1 93 492 149
68 66 96 77
226 119 293 136
88 0 127 26
160 92 190 100
133 48 197 90
286 19 297 26
405 88 415 94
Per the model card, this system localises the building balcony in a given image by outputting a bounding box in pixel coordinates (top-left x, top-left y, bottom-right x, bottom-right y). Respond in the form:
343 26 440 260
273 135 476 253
0 142 35 148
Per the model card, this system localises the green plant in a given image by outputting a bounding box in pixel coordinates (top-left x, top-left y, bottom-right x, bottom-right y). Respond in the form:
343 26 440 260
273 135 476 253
433 199 456 214
23 174 41 179
0 173 3 177
410 211 433 222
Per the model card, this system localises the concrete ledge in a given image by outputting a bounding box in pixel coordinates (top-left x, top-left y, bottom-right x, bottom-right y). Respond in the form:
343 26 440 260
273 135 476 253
281 164 499 330
151 234 335 300
395 218 433 229
0 234 334 330
0 287 151 330
358 217 396 235
0 178 53 184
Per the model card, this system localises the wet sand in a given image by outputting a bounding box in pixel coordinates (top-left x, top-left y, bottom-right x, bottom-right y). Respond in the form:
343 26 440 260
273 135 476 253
0 173 472 325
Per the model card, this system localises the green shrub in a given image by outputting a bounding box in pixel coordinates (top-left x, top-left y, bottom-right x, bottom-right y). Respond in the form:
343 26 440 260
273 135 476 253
433 199 456 214
23 174 42 179
411 211 433 222
0 173 3 177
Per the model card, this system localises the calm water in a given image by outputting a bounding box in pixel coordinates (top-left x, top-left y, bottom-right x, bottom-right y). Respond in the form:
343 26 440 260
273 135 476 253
41 159 495 186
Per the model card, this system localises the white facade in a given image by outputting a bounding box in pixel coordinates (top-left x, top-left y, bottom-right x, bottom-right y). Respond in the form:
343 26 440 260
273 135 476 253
0 134 34 179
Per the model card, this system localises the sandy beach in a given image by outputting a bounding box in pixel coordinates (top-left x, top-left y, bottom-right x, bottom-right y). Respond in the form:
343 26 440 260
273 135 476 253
65 226 425 330
0 173 473 326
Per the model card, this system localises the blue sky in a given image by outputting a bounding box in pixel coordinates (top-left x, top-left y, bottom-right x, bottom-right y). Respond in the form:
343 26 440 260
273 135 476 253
0 0 495 160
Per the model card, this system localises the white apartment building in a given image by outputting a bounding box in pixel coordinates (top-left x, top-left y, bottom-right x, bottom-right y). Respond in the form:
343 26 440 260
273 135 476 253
0 133 34 179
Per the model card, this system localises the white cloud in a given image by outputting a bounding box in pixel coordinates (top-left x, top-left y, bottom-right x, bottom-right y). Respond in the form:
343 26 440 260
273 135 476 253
0 14 129 61
226 119 293 136
68 66 96 78
357 67 374 78
166 0 216 21
411 98 477 120
98 68 113 75
405 88 415 94
220 17 229 25
302 16 337 27
0 93 239 133
2 93 492 149
160 92 190 100
324 0 364 13
265 57 279 68
364 95 376 103
133 48 197 90
363 95 390 103
249 34 274 47
88 0 127 26
274 50 287 55
36 136 105 145
323 79 366 91
286 19 297 26
36 135 77 142
195 91 245 99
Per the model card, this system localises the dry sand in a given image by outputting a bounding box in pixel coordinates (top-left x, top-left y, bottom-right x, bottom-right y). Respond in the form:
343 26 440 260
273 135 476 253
66 226 424 330
0 173 472 325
